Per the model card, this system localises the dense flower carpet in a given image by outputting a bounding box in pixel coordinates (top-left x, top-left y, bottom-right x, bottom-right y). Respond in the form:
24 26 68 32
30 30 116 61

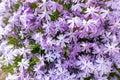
0 0 120 80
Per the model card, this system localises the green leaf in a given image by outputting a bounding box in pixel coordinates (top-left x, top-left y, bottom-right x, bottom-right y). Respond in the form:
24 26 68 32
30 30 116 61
63 3 72 10
38 29 44 34
28 57 39 71
31 44 45 55
8 37 18 45
30 3 38 10
1 56 22 74
8 37 22 48
14 56 22 67
50 10 60 21
14 4 20 11
1 65 14 74
3 20 9 25
31 44 40 54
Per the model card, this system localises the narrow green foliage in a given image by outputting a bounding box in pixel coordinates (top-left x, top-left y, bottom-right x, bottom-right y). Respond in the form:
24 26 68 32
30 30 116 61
63 3 72 10
14 4 20 11
1 65 15 74
1 56 22 74
8 37 22 48
31 44 45 55
3 20 9 25
50 10 60 21
30 3 38 10
28 57 39 71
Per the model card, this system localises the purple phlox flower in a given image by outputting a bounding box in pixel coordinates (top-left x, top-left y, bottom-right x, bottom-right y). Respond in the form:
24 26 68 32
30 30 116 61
35 73 44 80
37 55 45 65
8 12 20 25
109 18 120 31
67 16 81 29
106 0 120 10
0 16 6 27
43 36 56 50
3 53 14 66
33 62 44 73
76 55 94 77
85 6 99 19
79 30 88 38
25 0 39 3
72 0 80 3
100 9 110 18
4 24 13 35
104 42 120 56
18 59 29 72
0 2 8 15
55 60 63 70
45 51 56 62
81 19 98 33
0 26 5 39
42 22 53 35
109 34 118 42
92 43 104 55
3 0 17 7
53 21 62 34
95 57 112 75
11 49 20 57
110 76 118 80
71 3 83 12
47 0 57 13
69 43 81 57
63 59 75 68
55 68 68 79
0 42 15 65
64 73 76 80
23 74 32 80
56 3 63 12
0 40 8 53
18 47 31 58
56 34 69 48
57 18 68 31
80 42 91 53
65 30 78 42
85 0 96 7
32 32 43 44
101 31 112 43
52 50 61 59
39 9 52 21
19 11 30 28
113 54 120 68
94 75 108 80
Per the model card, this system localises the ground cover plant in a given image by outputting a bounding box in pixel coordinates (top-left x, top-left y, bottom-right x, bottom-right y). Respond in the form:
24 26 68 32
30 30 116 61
0 0 120 80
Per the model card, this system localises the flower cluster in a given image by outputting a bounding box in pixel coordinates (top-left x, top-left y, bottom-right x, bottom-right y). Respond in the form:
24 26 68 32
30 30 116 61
0 0 120 80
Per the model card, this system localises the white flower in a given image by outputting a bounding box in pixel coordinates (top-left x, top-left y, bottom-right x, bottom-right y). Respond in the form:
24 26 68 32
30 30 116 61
18 59 29 71
39 10 52 21
104 42 120 56
85 6 98 15
6 73 19 80
95 57 112 75
100 9 110 18
56 35 69 48
76 55 94 77
45 52 56 62
32 33 43 44
19 47 31 58
67 16 81 29
0 26 4 39
71 4 82 12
